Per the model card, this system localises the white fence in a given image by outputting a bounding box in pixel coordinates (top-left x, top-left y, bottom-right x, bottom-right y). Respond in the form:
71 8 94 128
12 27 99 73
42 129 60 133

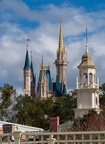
0 130 105 144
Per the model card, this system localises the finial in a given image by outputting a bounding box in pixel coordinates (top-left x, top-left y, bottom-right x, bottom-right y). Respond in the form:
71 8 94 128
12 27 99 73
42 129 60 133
86 27 89 53
26 39 30 51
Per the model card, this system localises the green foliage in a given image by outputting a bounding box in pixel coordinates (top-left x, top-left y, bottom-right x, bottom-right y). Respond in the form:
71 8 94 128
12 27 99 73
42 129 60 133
0 83 16 118
11 92 76 129
0 84 76 130
52 94 76 123
99 83 105 106
12 96 54 130
99 83 105 94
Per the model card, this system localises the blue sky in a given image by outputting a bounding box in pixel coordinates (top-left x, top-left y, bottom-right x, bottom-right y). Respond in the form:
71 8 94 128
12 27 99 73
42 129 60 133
0 0 105 94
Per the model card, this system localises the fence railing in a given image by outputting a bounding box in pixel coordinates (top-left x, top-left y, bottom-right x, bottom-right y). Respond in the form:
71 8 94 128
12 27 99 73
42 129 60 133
1 130 105 144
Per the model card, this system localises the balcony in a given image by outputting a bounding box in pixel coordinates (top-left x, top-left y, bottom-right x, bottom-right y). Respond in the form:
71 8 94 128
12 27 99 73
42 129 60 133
77 82 99 89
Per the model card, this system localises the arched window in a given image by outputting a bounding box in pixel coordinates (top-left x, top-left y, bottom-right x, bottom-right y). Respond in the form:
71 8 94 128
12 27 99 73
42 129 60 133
89 73 92 83
83 73 87 84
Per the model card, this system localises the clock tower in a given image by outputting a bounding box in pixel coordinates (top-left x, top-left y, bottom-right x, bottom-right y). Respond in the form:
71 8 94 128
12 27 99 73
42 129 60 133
75 28 100 118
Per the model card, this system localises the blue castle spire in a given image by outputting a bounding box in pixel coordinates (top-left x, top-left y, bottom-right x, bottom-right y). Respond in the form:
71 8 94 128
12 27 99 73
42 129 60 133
24 39 30 70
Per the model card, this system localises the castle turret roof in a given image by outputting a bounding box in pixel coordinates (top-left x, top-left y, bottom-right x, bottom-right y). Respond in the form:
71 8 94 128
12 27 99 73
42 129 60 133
24 50 30 70
23 39 30 70
78 52 96 68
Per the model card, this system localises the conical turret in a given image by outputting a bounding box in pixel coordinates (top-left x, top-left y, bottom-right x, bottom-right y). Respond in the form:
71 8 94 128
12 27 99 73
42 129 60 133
58 17 65 52
24 39 30 70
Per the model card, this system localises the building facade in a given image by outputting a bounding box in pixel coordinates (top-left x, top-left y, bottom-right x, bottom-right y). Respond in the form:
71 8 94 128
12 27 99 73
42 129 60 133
23 19 68 99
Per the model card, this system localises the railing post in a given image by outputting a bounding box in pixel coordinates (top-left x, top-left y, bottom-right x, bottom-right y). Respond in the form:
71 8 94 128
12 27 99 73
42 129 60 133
0 136 2 144
14 131 21 144
13 125 21 144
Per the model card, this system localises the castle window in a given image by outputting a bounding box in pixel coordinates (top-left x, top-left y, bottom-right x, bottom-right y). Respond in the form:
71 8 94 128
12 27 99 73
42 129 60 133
89 73 92 83
83 73 87 84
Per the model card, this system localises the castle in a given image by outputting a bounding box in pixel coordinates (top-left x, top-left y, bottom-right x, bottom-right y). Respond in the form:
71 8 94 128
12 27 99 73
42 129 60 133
23 19 100 117
23 19 68 99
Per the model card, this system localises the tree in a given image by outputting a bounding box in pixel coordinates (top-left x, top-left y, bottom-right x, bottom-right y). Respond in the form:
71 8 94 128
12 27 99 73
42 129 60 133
11 95 34 124
0 83 16 120
11 91 76 129
72 108 105 131
99 83 105 106
12 95 54 129
52 93 76 123
0 84 76 130
99 83 105 94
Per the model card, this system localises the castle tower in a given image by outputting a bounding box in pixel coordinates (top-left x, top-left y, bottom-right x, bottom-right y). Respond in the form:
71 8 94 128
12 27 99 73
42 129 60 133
37 56 48 99
54 18 68 96
23 39 31 96
36 56 53 99
75 28 100 118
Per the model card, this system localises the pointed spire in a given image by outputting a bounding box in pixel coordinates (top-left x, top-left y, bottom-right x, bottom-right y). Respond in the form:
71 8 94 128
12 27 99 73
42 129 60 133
23 39 30 70
58 16 65 52
86 27 89 53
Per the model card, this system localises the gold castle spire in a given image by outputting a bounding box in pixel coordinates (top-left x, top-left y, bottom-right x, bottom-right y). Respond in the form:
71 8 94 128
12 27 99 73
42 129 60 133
58 17 65 52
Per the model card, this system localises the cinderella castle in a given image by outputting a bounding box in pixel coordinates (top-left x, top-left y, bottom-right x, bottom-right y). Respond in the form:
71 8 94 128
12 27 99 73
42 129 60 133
23 18 100 117
23 19 68 99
